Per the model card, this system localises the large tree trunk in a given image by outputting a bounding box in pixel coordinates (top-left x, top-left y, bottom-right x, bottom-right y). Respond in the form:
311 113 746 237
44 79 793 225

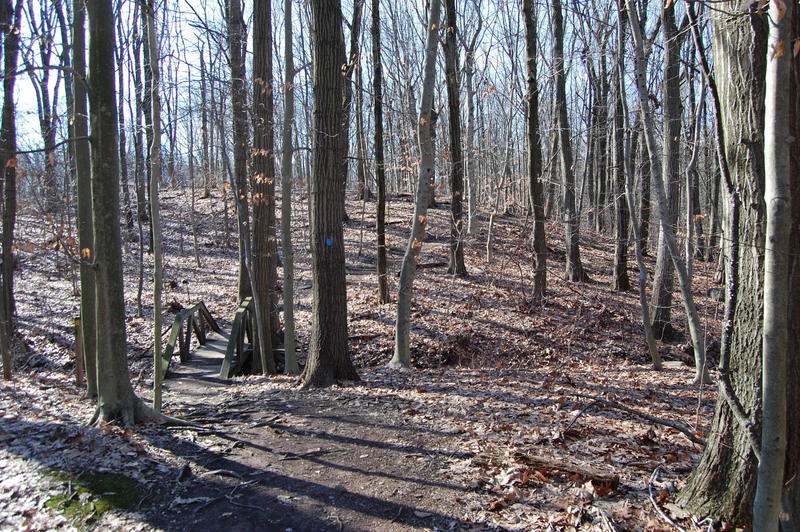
86 0 148 425
522 0 546 302
390 0 441 369
371 0 389 305
0 0 21 380
442 0 466 277
678 5 768 523
552 0 587 282
250 0 276 375
302 0 359 387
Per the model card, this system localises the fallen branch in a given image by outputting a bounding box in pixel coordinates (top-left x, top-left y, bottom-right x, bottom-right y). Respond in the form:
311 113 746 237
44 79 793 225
571 393 706 446
648 466 686 532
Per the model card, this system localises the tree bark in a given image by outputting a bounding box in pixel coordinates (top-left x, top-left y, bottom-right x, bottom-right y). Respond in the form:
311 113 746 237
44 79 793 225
753 1 793 528
552 0 588 282
611 6 630 293
86 0 148 425
227 0 251 301
390 0 441 369
302 0 359 387
71 0 96 395
442 0 466 277
371 0 389 304
0 0 21 380
678 5 768 523
648 1 682 339
280 0 298 375
522 0 546 302
251 0 276 375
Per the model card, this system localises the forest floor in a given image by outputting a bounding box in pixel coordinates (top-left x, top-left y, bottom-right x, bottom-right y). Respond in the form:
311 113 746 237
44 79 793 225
1 187 725 531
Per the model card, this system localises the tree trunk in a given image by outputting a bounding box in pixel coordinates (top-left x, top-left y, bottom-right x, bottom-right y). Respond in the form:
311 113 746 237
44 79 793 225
648 1 682 339
251 0 276 375
611 8 630 293
552 0 587 282
678 6 767 523
86 0 148 425
753 1 793 528
390 0 441 369
0 0 21 380
522 0 546 302
280 0 299 375
227 0 251 301
145 0 166 411
442 0 466 277
70 0 96 395
302 0 359 387
371 0 389 305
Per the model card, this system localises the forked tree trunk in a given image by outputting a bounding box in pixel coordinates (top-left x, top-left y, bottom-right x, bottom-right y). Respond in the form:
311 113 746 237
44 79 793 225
390 0 441 369
522 0 546 302
302 0 359 387
371 0 389 304
627 0 709 384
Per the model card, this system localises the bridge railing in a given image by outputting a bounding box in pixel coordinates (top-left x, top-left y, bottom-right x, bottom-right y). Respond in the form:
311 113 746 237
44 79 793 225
219 297 254 378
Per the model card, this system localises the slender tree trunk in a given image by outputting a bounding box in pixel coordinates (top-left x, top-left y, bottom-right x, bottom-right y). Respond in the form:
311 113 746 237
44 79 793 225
443 0 466 276
371 0 389 305
302 0 359 387
523 0 546 302
227 0 251 301
390 0 441 369
279 0 298 375
144 0 165 411
611 9 630 293
552 0 588 282
627 0 709 384
250 0 276 375
0 0 21 380
70 0 96 395
649 1 682 338
753 1 793 527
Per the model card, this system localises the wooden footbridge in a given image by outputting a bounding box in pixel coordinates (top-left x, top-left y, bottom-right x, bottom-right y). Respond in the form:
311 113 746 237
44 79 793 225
156 298 283 394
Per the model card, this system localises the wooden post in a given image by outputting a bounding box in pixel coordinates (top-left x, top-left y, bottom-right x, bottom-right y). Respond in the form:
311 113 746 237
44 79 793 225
73 317 85 388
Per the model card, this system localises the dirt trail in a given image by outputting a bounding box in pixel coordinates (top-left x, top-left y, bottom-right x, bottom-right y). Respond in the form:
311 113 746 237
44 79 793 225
153 347 471 532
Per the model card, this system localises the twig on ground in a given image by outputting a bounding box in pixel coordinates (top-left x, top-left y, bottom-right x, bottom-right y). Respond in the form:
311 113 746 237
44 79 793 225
648 466 686 532
571 393 706 446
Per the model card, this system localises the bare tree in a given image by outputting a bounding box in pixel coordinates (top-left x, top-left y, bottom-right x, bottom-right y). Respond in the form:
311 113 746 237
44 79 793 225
302 0 359 387
390 0 442 369
522 0 546 301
